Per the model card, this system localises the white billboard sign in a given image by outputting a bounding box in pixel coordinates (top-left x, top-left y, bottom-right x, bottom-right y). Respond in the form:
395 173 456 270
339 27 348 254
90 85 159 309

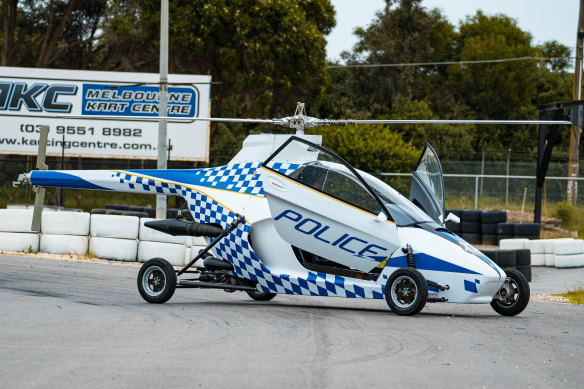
0 66 211 161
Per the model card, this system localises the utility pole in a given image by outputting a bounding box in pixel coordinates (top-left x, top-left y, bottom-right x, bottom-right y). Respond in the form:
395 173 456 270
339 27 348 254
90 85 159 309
568 0 584 205
156 0 169 219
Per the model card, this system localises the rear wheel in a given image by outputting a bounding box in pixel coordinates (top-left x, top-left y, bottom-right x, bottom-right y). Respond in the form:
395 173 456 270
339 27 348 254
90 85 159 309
385 268 428 316
246 290 277 301
137 258 177 304
491 269 530 316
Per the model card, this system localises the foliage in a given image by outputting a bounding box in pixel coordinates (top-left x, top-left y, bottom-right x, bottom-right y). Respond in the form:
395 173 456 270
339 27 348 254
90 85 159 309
554 201 577 230
555 285 584 305
309 123 419 173
99 0 335 119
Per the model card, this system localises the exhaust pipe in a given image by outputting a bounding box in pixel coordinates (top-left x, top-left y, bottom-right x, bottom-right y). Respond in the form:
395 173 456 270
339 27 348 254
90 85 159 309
144 218 223 237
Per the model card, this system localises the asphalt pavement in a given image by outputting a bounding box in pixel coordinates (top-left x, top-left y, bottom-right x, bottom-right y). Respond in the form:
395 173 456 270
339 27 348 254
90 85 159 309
0 254 582 388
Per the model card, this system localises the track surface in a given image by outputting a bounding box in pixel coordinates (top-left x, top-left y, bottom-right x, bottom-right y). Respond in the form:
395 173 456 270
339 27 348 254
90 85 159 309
1 254 583 388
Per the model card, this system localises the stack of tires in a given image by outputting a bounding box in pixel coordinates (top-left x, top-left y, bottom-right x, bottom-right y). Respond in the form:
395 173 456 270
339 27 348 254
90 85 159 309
445 209 508 245
496 223 540 242
480 246 532 282
89 215 139 261
460 210 482 245
480 210 507 245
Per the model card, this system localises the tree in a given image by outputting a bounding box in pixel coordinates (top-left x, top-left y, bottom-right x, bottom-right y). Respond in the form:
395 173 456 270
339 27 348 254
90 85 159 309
100 0 335 119
310 123 419 173
1 0 107 69
339 0 456 117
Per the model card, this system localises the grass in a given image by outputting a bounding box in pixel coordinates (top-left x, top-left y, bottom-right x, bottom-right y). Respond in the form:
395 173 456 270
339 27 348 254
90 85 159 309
555 285 584 305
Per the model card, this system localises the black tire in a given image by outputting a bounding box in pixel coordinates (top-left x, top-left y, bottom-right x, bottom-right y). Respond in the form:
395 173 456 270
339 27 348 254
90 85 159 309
480 249 498 262
497 223 514 235
385 268 428 316
497 234 514 244
462 233 482 244
461 209 481 222
481 210 507 224
462 221 481 233
497 250 516 268
481 223 497 234
491 269 530 316
515 249 531 266
481 234 498 246
246 290 277 301
516 265 532 282
445 220 462 233
513 223 540 237
137 258 177 304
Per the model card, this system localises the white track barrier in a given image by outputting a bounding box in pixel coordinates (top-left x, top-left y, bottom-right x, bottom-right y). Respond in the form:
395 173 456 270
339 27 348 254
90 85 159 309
555 253 584 268
41 212 90 236
90 215 139 239
40 234 88 255
138 241 185 266
545 254 555 267
0 209 34 232
554 239 584 255
531 254 546 266
89 237 137 261
139 218 187 245
499 238 529 250
0 232 39 252
525 240 546 255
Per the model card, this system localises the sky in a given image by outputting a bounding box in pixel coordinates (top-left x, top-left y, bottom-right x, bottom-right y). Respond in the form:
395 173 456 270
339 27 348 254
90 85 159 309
326 0 580 62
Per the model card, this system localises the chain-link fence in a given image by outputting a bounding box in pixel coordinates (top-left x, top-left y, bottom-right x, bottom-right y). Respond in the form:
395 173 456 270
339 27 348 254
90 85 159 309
375 172 584 239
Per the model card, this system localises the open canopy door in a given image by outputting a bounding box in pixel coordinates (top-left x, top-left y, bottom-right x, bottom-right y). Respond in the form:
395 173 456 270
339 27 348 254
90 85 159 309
259 137 401 274
409 143 445 225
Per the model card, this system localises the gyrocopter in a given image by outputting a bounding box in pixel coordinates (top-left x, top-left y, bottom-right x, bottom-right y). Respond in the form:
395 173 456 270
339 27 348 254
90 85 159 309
13 103 572 316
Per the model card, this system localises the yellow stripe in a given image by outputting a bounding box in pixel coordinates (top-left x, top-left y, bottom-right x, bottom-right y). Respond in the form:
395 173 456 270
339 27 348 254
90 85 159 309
260 166 396 224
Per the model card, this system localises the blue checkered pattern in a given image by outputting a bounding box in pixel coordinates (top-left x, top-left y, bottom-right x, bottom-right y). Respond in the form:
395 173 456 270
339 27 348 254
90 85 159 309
113 165 384 299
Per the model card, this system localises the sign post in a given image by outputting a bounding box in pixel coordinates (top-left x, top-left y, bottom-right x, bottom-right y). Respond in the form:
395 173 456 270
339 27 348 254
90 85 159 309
157 0 169 219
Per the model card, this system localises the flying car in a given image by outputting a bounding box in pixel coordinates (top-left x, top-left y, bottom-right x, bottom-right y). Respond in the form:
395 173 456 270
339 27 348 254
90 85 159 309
13 103 546 316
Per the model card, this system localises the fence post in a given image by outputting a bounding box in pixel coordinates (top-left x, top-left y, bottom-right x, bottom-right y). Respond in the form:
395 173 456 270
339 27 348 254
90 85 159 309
475 175 479 209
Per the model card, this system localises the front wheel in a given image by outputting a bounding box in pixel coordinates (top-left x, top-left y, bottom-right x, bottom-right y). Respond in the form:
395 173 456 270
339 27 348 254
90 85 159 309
491 269 530 316
385 268 428 316
137 258 177 304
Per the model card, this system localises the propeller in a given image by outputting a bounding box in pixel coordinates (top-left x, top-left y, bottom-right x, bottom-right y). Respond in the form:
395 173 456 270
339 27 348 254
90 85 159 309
59 102 573 135
31 126 49 232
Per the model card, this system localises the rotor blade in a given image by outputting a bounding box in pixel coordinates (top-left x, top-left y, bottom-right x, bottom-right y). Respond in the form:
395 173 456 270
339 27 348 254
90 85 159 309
31 125 49 232
315 119 573 126
56 115 280 124
31 188 45 233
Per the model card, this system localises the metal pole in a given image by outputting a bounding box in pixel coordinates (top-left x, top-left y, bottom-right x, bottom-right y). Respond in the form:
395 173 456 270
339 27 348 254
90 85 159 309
474 175 479 210
568 0 584 205
156 0 169 219
61 135 65 207
505 148 511 210
480 151 485 196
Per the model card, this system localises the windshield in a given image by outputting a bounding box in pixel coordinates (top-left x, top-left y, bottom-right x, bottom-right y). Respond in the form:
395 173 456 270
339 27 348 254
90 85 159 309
357 170 435 225
413 145 444 215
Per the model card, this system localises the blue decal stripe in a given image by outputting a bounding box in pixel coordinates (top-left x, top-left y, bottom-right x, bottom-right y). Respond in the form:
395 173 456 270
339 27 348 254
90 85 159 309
388 253 481 275
30 171 112 191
